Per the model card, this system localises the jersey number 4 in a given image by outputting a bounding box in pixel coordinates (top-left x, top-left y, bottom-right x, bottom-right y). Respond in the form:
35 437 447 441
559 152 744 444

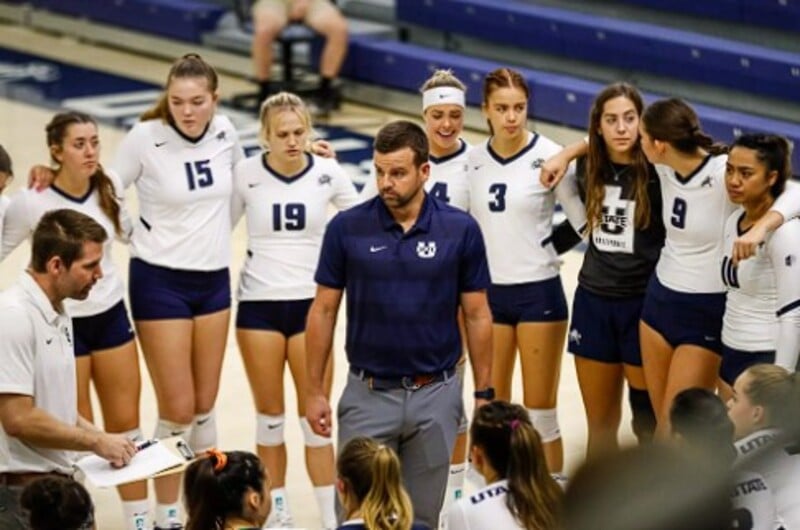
272 203 306 231
184 160 214 191
430 182 450 203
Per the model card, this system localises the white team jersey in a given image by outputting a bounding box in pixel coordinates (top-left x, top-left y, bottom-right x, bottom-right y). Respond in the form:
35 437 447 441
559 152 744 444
722 212 800 368
731 470 785 530
360 139 472 211
0 176 130 317
113 115 244 271
655 155 733 293
655 157 800 294
735 429 800 528
448 480 524 530
231 153 360 300
467 132 586 284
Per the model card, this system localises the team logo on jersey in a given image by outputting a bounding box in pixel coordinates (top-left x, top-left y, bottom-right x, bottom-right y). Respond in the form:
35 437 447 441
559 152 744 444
318 174 332 186
531 158 545 170
786 254 796 267
416 241 437 259
701 175 713 187
568 328 582 345
216 131 226 141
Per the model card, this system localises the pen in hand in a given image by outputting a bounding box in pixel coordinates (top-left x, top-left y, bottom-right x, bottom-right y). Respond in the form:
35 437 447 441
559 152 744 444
135 439 158 452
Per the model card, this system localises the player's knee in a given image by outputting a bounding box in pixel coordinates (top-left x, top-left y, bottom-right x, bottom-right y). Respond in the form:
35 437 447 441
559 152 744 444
528 408 561 443
154 419 191 441
300 417 332 448
256 414 286 447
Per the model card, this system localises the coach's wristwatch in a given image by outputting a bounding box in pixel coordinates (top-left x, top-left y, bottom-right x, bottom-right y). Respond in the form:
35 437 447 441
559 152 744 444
473 387 495 400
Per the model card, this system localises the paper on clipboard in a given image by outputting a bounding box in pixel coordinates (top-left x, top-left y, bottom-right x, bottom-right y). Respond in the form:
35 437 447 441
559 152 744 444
75 438 186 488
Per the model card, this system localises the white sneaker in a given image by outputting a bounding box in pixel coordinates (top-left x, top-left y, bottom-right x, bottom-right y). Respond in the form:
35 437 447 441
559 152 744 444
265 496 294 528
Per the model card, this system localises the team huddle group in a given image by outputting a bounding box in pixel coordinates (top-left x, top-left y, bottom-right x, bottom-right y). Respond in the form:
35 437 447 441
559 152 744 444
0 50 798 530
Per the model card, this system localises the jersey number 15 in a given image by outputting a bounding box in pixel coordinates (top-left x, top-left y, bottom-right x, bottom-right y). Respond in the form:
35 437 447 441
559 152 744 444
184 160 214 191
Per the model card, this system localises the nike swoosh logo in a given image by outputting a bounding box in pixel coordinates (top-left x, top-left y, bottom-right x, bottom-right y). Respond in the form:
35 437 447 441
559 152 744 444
248 183 260 188
473 165 482 170
370 245 388 253
170 431 184 436
154 141 167 147
196 417 211 425
45 338 54 345
267 423 283 430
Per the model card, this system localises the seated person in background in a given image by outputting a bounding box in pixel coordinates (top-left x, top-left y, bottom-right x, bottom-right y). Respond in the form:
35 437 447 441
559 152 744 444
670 387 783 530
21 476 95 530
728 364 800 528
183 449 271 530
448 401 563 530
251 0 348 112
336 437 426 530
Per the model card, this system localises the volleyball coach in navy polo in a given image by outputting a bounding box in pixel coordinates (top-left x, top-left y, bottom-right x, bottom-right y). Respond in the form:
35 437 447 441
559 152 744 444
305 120 494 528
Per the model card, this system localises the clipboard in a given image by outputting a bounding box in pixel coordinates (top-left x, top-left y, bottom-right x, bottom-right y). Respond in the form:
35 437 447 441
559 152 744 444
151 436 197 478
75 436 197 488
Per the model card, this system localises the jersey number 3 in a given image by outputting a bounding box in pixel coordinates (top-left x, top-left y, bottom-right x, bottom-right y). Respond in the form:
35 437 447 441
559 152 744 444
488 183 507 212
184 160 214 191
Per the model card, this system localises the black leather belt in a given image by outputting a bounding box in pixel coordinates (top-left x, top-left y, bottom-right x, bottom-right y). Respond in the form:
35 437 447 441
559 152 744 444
350 366 457 391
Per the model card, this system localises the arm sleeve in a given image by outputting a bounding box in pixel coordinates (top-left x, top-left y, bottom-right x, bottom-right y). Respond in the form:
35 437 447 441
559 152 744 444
554 161 588 236
107 170 133 243
550 219 584 255
0 306 35 396
229 123 246 166
111 125 144 189
769 222 800 370
459 220 491 292
0 191 34 262
314 214 347 289
770 180 800 222
330 161 361 211
230 161 247 228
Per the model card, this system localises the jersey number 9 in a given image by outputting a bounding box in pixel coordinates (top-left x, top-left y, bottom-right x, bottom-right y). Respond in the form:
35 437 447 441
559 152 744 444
670 197 687 229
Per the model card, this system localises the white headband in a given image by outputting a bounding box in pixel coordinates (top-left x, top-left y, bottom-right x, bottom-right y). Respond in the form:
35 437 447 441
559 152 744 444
422 87 466 111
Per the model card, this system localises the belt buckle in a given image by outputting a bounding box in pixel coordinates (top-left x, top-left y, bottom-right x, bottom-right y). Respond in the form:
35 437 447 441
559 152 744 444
401 376 421 391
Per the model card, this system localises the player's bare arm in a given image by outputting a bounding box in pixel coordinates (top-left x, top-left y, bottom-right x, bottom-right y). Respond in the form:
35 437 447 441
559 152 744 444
305 285 343 437
460 289 493 408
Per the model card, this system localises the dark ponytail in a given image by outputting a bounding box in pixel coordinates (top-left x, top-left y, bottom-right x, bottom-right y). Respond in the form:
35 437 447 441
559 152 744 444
642 98 727 156
184 450 266 530
471 402 563 529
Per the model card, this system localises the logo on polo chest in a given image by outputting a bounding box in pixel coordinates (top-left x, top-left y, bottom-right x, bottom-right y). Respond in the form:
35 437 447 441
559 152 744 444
416 241 437 259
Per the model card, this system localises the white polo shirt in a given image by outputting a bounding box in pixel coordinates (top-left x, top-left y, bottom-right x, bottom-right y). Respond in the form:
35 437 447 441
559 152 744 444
0 272 78 474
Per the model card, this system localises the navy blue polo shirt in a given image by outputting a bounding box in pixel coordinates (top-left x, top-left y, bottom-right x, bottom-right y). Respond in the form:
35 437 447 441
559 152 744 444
315 194 490 377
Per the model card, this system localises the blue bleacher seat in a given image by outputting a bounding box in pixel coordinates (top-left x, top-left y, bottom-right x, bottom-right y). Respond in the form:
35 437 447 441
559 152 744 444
395 0 800 103
341 34 800 171
32 0 226 43
617 0 799 34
